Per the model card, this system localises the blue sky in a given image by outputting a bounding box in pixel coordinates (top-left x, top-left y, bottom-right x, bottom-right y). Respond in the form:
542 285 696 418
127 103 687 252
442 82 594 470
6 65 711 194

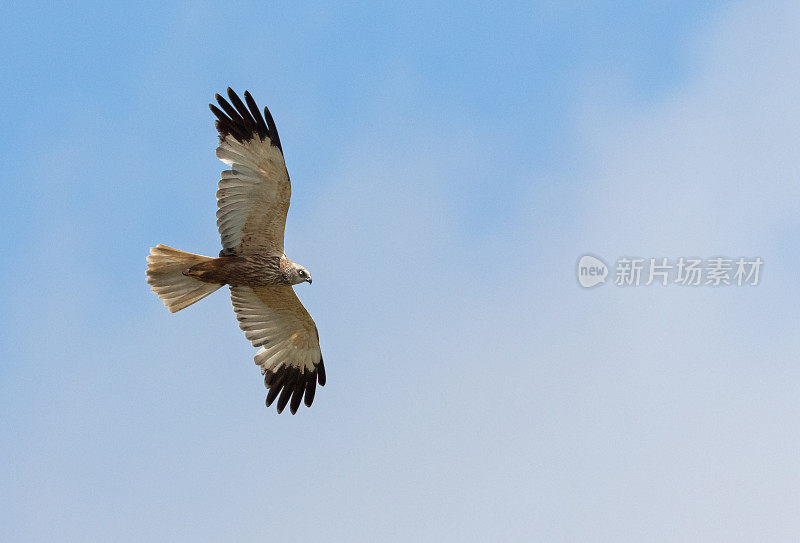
3 1 800 541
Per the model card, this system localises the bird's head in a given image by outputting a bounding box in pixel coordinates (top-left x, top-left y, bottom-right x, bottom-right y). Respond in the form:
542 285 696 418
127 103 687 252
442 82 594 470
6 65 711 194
291 264 312 285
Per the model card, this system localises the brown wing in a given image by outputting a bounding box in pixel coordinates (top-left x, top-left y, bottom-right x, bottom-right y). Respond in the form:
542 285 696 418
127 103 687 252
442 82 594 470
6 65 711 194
210 88 290 257
230 285 325 414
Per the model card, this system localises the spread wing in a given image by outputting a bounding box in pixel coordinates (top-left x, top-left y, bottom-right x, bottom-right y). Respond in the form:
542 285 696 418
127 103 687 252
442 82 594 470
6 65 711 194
210 88 290 257
230 285 326 414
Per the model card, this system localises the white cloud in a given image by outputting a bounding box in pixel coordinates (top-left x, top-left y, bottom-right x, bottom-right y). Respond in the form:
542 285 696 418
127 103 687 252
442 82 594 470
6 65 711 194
577 1 800 256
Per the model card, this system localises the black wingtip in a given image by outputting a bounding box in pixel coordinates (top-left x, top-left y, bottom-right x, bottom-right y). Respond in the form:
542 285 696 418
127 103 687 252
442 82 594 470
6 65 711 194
263 361 325 413
263 105 283 152
276 374 295 414
317 359 326 386
304 377 317 407
209 88 283 152
289 377 305 414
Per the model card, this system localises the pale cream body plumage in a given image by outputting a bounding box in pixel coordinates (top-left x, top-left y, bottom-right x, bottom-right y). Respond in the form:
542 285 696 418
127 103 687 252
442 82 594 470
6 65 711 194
146 89 325 414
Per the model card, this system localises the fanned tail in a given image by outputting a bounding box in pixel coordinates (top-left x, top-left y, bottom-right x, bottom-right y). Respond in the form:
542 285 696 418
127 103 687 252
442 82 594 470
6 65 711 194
146 245 223 313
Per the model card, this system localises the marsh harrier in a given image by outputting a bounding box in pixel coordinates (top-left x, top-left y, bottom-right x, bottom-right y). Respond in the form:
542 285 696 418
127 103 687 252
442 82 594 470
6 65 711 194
146 89 325 414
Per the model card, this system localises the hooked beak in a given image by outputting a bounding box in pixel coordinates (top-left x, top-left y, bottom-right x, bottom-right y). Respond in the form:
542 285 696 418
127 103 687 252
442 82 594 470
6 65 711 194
306 277 312 284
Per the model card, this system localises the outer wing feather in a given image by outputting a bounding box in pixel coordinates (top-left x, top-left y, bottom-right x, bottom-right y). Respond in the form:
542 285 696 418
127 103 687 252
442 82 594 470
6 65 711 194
230 285 325 414
210 88 290 256
244 92 270 137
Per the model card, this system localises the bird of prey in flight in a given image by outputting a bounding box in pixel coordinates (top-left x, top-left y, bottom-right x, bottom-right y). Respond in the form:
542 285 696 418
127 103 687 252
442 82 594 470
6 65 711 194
146 88 325 414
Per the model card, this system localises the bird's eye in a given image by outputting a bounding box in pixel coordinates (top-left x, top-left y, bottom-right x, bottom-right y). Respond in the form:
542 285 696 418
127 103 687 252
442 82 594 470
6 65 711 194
299 270 305 276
